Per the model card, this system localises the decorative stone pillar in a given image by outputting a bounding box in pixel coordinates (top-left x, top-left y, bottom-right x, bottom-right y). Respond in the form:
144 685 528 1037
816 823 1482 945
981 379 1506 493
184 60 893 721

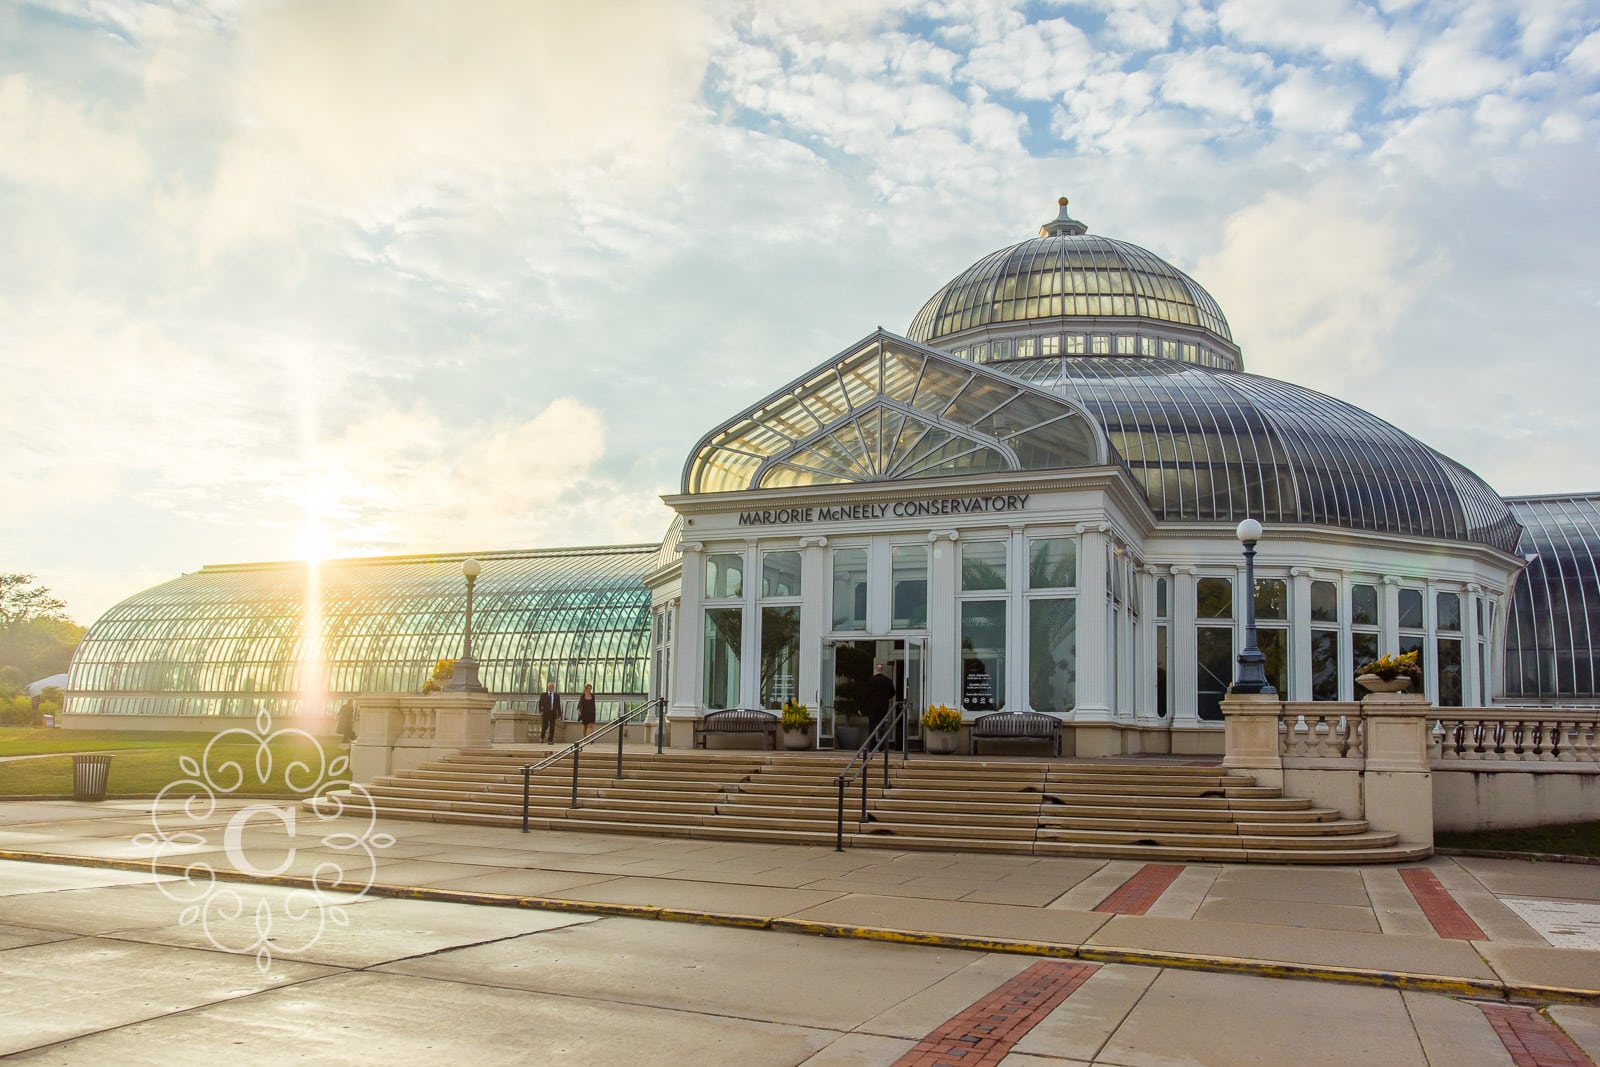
798 536 829 717
1221 691 1283 789
1289 569 1313 701
1361 691 1434 849
350 693 403 782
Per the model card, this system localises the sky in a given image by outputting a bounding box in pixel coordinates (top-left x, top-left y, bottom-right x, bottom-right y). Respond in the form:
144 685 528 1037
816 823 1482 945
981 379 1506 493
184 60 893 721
3 0 1598 624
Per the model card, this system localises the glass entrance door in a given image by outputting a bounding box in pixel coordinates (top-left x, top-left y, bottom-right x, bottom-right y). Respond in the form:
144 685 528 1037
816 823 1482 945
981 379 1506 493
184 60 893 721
822 636 926 750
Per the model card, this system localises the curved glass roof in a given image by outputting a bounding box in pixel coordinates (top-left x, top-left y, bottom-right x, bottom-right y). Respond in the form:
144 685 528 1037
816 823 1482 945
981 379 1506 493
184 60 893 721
1504 494 1600 700
65 545 655 717
1000 356 1522 551
683 331 1108 494
907 199 1233 349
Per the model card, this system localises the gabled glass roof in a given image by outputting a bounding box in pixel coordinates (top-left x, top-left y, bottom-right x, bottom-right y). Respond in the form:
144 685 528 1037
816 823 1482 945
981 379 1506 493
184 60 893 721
1505 494 1600 699
682 331 1108 494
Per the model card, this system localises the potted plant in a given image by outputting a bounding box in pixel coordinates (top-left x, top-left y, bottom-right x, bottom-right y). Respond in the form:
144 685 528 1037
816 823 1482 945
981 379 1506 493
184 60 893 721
921 703 963 754
780 700 814 750
1355 650 1422 695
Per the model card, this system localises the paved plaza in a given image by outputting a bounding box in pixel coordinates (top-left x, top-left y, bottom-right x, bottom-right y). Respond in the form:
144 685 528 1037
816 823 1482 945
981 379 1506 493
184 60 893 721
0 799 1597 1065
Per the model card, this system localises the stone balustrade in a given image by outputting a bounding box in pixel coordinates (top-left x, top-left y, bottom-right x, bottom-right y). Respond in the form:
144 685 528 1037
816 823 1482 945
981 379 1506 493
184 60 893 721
1430 709 1599 764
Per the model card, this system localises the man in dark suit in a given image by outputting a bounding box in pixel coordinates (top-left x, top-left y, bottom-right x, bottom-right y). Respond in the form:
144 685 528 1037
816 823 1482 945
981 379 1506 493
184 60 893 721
539 682 562 744
863 662 898 743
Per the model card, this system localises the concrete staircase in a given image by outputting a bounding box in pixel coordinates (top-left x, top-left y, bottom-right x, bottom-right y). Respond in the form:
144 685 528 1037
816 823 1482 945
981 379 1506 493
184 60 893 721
310 749 1429 863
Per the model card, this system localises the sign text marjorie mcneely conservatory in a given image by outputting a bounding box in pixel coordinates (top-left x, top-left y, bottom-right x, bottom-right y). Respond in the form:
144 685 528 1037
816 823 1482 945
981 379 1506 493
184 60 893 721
738 494 1031 526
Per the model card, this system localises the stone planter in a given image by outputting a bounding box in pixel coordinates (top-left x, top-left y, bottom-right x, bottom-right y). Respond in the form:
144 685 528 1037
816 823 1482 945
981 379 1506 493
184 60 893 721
1356 674 1414 695
834 722 865 750
923 729 960 755
780 725 814 750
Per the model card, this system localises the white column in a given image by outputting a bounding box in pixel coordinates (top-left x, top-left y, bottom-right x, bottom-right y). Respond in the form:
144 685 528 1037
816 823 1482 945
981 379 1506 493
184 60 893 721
1289 569 1313 701
1381 575 1401 655
1134 565 1161 725
799 536 829 708
1074 525 1110 720
1169 566 1199 726
740 540 759 708
928 530 959 709
1009 524 1027 715
1463 584 1481 706
674 543 706 719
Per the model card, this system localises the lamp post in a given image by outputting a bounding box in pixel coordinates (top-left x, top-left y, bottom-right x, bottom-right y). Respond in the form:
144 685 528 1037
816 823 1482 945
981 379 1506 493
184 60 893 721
445 557 488 693
1230 519 1275 695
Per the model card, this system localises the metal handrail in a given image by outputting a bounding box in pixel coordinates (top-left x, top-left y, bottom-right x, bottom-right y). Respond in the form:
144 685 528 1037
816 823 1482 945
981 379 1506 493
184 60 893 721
520 697 667 833
834 700 911 851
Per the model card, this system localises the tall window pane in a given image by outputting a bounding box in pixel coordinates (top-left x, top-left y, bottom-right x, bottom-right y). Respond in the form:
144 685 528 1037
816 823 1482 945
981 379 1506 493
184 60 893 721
1438 638 1462 707
1258 629 1287 696
892 545 928 628
703 608 741 710
762 551 801 598
706 554 743 599
962 541 1007 591
1197 577 1232 619
1311 630 1340 700
1028 599 1076 712
832 548 867 631
759 606 799 708
1437 592 1461 632
1352 584 1378 626
1310 581 1338 623
1399 589 1423 629
1353 632 1380 673
1254 579 1287 621
1029 538 1077 589
961 600 1006 711
1197 627 1233 721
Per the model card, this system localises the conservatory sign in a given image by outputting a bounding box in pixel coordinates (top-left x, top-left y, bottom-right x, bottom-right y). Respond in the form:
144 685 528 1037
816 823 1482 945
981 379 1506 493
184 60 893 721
737 494 1031 527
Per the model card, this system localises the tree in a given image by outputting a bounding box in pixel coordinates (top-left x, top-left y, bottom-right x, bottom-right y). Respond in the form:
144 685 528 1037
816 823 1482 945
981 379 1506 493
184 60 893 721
0 575 84 684
0 574 69 627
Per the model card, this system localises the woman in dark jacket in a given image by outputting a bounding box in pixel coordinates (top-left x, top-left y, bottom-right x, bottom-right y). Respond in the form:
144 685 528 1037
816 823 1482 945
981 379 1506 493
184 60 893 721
578 684 597 737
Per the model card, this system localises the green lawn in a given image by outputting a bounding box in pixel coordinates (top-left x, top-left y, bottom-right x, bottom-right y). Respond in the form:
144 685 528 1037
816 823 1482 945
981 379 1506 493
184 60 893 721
0 728 350 798
1436 821 1600 859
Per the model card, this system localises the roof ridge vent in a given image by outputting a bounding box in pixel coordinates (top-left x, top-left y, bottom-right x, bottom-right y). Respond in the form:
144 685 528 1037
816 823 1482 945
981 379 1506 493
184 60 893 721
1039 196 1088 237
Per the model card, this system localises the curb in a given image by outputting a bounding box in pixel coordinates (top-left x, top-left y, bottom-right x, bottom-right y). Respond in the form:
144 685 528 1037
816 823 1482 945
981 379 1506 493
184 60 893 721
1436 847 1600 868
2 848 1596 1007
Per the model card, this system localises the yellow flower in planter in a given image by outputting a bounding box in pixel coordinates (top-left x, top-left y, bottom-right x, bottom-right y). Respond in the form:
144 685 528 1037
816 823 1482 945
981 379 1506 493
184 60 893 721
922 704 963 732
780 700 812 728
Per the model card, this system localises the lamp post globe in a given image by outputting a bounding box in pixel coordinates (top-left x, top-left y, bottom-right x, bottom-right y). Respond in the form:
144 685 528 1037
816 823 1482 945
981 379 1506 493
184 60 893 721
1230 519 1275 695
445 557 488 693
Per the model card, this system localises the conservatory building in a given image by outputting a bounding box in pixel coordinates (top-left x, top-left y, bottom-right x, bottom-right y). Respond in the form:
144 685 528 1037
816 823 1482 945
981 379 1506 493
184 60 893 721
64 199 1599 747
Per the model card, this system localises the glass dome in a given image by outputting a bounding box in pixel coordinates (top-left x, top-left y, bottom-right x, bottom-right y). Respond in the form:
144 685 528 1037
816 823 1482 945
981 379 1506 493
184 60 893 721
1001 355 1521 552
907 198 1240 371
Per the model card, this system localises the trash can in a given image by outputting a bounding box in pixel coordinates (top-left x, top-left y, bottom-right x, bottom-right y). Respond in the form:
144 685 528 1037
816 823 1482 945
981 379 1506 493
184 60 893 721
71 754 113 802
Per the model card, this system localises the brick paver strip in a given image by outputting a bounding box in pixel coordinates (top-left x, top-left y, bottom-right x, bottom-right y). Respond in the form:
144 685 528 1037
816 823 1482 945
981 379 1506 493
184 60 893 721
890 960 1099 1067
1479 1004 1597 1066
1400 868 1488 940
1093 863 1185 915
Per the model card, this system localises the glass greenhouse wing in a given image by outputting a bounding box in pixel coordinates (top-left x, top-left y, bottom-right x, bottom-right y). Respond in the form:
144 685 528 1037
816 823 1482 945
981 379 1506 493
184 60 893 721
65 545 656 718
1505 494 1600 700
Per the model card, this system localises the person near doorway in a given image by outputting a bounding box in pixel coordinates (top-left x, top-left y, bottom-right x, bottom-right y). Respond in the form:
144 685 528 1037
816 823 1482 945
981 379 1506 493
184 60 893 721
539 682 562 744
863 662 898 741
578 684 598 738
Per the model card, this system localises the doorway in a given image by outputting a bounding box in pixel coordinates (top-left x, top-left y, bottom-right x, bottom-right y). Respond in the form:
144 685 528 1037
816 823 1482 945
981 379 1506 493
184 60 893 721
821 636 926 750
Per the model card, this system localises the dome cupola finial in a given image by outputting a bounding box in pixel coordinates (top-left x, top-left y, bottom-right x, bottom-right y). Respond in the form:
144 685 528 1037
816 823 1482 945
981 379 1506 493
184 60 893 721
1039 195 1088 237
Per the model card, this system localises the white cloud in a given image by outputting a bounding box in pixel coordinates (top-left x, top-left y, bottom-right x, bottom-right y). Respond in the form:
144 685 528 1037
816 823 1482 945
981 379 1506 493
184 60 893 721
1216 0 1412 79
1267 67 1359 133
1156 46 1273 121
1195 183 1430 390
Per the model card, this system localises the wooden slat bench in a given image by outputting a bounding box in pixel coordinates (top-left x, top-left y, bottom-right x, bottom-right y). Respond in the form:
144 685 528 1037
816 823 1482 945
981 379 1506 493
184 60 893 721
969 711 1062 756
693 708 780 750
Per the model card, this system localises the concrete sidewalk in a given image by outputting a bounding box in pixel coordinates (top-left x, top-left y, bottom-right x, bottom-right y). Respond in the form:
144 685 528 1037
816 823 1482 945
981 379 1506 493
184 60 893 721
1 798 1596 1007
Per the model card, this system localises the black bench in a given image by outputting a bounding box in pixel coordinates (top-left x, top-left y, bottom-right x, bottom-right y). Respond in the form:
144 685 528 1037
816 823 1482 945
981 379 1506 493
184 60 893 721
693 708 780 750
969 711 1062 756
